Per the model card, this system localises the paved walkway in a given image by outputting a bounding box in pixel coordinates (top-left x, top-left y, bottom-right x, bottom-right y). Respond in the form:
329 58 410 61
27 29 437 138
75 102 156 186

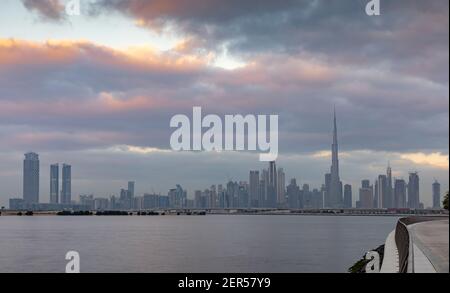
410 220 449 273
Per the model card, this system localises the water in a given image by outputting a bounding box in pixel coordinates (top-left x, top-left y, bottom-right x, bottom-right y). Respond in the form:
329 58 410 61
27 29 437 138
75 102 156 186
0 215 398 273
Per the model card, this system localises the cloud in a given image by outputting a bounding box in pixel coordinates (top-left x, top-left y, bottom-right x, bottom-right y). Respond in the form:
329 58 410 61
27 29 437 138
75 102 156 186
0 38 448 155
108 145 172 154
400 152 449 170
21 0 66 22
92 0 449 83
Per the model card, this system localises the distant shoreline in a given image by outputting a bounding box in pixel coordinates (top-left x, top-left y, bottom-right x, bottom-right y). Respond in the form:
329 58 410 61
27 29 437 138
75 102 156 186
1 209 448 218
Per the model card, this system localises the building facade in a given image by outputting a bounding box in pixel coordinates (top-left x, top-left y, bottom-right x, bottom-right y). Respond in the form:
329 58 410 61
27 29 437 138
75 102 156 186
23 152 39 205
50 163 59 204
61 164 72 204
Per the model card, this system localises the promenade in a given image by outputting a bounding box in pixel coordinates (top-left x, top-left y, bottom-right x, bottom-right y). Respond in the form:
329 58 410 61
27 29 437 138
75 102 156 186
381 216 449 273
410 219 449 273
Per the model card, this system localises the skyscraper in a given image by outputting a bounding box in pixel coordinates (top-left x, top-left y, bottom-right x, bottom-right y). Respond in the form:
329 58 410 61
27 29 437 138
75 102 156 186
120 188 132 209
386 163 393 208
432 180 441 209
377 175 387 208
324 173 331 208
249 171 260 207
287 178 300 209
394 179 407 208
226 181 236 208
303 184 311 208
128 181 135 198
50 164 59 204
359 186 374 209
344 184 352 208
217 184 224 208
210 185 217 209
359 179 373 209
311 188 324 209
23 152 39 205
277 168 286 207
408 172 420 209
329 109 342 208
260 169 269 208
267 161 277 208
61 164 72 204
238 182 249 208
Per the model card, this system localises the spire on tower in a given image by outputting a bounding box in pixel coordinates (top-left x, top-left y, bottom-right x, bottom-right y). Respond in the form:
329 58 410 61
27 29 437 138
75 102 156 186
333 106 338 145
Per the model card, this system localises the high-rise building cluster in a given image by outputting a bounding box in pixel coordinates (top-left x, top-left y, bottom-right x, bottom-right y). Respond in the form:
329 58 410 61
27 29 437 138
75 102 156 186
355 165 426 210
10 153 73 210
50 163 72 205
7 111 443 211
192 162 323 210
78 182 185 211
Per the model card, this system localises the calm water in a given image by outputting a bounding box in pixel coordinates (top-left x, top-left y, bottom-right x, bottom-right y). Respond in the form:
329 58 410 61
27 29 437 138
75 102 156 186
0 215 398 273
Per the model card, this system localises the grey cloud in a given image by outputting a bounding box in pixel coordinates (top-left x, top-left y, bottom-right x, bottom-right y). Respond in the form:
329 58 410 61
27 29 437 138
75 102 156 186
21 0 66 21
0 43 448 154
93 0 449 84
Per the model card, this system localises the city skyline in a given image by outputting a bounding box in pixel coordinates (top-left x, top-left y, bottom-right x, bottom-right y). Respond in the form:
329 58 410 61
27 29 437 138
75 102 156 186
0 0 448 207
7 111 446 210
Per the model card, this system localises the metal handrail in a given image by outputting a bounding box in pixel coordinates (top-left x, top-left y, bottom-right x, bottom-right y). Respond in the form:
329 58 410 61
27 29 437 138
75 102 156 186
395 216 445 273
395 218 410 273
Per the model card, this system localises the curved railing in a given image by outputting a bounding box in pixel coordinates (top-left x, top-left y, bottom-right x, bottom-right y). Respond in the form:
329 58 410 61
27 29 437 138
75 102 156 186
395 219 410 273
395 217 445 273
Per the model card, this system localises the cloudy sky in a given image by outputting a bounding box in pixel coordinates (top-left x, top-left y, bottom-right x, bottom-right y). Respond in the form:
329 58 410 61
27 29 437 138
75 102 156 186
0 0 448 207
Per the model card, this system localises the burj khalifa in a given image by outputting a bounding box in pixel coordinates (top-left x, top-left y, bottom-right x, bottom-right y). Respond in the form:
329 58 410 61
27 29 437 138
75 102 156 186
329 109 343 208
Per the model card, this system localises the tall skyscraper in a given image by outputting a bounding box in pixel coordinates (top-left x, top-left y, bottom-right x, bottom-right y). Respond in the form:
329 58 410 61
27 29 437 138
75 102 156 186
302 183 311 208
128 181 135 198
267 161 277 208
23 152 39 205
324 173 331 208
194 190 203 208
277 168 286 207
226 181 236 208
408 172 420 209
373 178 378 208
50 164 59 204
359 186 374 209
329 109 342 208
344 184 352 208
386 163 393 208
238 182 249 208
359 179 373 209
61 164 72 204
394 179 407 208
287 178 300 209
210 185 217 209
249 171 260 207
217 184 224 208
377 175 387 208
432 180 441 209
311 188 324 209
121 188 133 209
260 169 269 208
